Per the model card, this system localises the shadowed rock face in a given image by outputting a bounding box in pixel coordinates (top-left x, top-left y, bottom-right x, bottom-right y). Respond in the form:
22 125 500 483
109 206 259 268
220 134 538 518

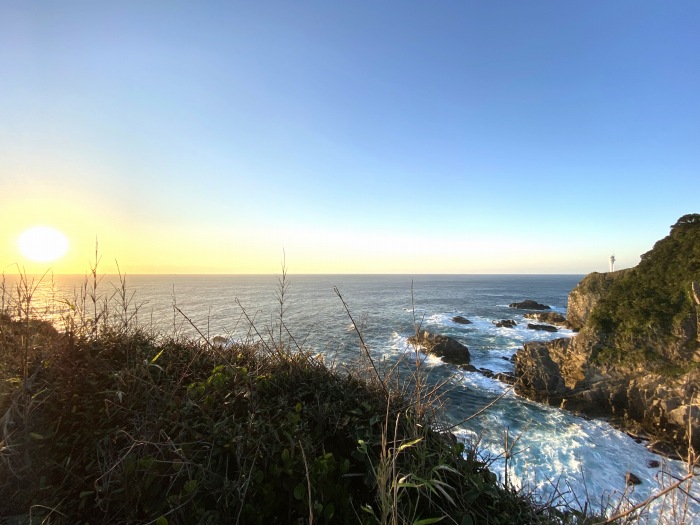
407 330 471 367
509 300 550 310
515 336 700 456
452 316 472 325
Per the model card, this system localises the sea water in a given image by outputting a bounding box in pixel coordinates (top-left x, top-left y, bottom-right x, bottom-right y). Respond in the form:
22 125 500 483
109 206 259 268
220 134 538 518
9 273 698 521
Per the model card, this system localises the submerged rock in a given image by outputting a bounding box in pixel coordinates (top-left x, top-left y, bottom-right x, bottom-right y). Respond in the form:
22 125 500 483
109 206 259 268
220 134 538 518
407 330 471 367
626 472 643 485
493 319 517 328
509 300 550 310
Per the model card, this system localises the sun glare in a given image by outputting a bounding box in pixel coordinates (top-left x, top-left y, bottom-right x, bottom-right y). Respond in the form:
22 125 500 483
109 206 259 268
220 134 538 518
18 226 69 263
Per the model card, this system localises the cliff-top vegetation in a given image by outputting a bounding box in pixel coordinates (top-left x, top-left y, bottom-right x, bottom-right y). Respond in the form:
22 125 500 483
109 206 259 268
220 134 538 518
589 213 700 370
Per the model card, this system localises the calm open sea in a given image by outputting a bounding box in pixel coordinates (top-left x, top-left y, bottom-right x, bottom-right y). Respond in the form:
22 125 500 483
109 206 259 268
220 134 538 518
9 273 697 520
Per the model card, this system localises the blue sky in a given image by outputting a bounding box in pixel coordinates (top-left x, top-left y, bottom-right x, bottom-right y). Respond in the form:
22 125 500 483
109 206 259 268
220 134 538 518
1 1 698 273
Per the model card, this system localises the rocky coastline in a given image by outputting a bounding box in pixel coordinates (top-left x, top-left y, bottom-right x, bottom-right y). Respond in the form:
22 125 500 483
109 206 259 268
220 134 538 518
513 215 700 457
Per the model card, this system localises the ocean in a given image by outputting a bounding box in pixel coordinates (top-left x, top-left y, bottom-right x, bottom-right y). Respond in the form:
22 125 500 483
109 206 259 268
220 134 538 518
9 273 697 521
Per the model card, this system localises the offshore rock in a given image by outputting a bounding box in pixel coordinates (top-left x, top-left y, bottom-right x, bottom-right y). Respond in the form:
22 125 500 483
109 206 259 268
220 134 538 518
626 472 643 486
524 312 568 326
509 300 550 310
407 330 471 367
452 316 472 324
526 323 558 332
493 319 517 328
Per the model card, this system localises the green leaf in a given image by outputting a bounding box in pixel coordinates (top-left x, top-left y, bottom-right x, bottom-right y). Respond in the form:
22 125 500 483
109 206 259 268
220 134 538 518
324 502 335 520
293 482 305 501
29 432 45 440
397 437 423 453
79 491 93 498
357 439 367 454
156 516 168 525
413 518 445 525
183 479 198 494
150 348 164 364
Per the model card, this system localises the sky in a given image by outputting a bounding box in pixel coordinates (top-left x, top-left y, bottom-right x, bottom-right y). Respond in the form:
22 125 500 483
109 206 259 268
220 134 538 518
1 1 698 274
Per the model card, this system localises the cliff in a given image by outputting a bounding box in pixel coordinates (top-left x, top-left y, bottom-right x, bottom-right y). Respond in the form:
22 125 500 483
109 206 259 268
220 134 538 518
515 214 700 456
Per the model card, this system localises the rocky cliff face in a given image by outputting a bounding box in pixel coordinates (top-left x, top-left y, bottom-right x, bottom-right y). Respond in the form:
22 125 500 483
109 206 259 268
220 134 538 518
565 270 631 331
515 335 700 455
515 215 700 456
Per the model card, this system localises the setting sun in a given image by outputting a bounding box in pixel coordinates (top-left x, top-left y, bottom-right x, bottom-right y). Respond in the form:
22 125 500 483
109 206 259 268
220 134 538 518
17 226 69 263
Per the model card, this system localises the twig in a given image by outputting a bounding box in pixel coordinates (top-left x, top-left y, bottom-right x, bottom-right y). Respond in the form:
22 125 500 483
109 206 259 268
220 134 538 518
601 472 696 524
299 440 314 525
334 287 389 397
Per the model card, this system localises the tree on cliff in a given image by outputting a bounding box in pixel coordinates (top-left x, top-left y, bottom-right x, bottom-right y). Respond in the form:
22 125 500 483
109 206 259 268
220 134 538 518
671 213 700 231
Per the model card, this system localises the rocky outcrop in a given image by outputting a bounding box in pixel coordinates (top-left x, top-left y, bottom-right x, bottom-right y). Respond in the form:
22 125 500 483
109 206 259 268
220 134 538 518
452 316 472 325
526 323 558 332
566 270 630 330
492 319 517 328
407 330 471 367
524 312 567 326
515 215 700 455
515 336 700 455
509 300 550 310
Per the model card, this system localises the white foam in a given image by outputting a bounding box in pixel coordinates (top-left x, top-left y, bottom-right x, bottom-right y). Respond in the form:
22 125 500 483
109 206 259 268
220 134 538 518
453 398 700 520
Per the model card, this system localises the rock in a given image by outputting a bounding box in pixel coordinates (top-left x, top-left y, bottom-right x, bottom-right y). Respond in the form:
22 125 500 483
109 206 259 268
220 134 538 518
566 271 630 330
512 216 700 457
493 319 517 328
626 472 642 485
407 330 471 366
452 316 472 325
648 441 683 460
648 460 660 468
509 300 550 310
494 372 516 385
524 312 568 325
526 323 558 332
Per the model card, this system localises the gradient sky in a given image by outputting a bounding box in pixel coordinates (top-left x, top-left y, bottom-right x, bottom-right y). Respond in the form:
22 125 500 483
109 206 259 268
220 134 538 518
1 1 698 274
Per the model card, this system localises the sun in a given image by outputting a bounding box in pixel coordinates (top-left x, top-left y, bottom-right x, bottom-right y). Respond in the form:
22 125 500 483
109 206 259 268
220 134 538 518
18 226 69 263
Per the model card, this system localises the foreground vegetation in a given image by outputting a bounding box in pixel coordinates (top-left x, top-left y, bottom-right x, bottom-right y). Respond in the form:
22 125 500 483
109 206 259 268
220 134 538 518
1 261 694 524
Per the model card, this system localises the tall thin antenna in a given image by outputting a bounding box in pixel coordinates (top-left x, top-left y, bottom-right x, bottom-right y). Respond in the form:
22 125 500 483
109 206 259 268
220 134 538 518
609 254 616 272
